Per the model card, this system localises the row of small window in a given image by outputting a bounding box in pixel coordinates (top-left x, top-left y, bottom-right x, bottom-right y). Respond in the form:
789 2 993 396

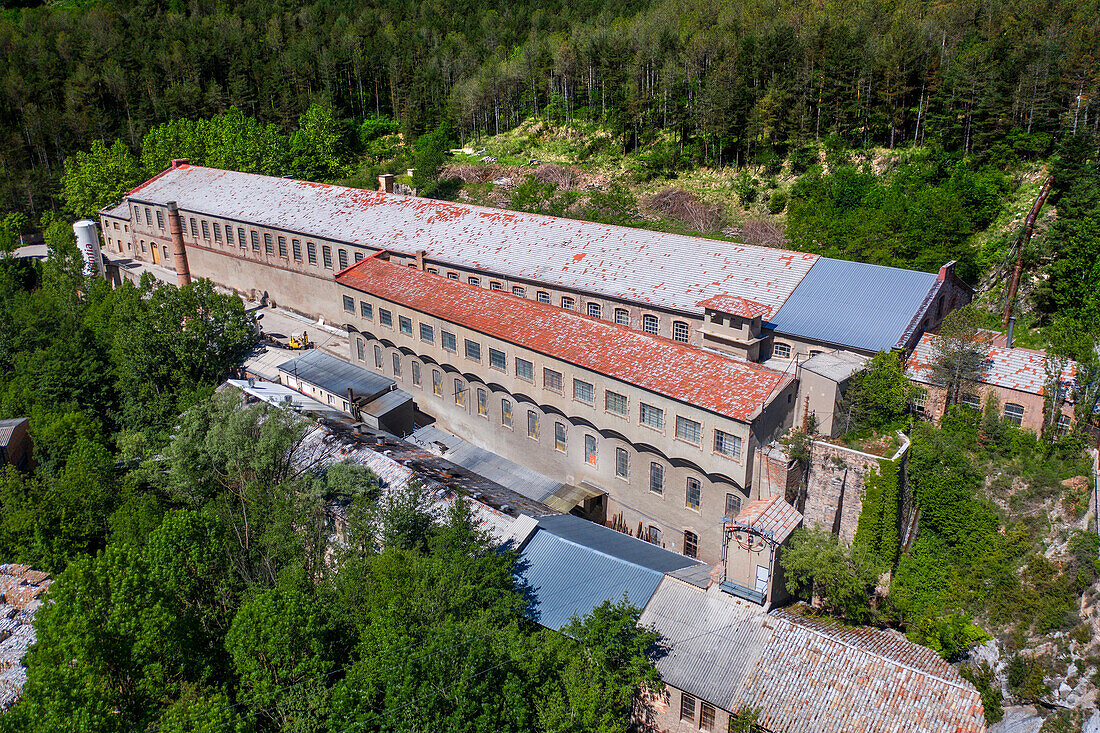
923 392 1029 427
349 312 743 458
680 693 718 731
419 272 692 342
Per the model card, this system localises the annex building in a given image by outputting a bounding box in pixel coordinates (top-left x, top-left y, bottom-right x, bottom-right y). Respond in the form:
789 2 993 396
99 163 972 566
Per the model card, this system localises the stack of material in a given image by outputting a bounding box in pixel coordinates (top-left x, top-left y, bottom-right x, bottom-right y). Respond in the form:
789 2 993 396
0 565 51 711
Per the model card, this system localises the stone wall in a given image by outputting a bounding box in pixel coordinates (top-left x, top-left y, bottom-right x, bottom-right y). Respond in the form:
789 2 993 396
798 435 909 545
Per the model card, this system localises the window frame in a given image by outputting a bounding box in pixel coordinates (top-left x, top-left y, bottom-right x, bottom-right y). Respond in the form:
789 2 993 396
488 347 507 371
605 390 628 417
378 309 393 328
512 285 526 297
342 295 355 313
412 360 422 387
773 342 792 359
683 531 698 559
250 230 260 251
278 235 288 258
501 399 514 428
477 388 488 417
536 291 551 304
454 378 466 407
392 352 402 377
725 492 742 519
714 429 743 460
649 463 664 494
686 477 702 511
464 339 482 362
675 415 702 445
432 370 443 396
584 434 598 466
640 402 665 431
292 239 302 261
680 692 696 723
516 357 534 382
1003 402 1025 426
306 242 317 264
573 379 594 405
554 421 567 452
398 316 413 335
441 330 457 352
543 368 563 394
419 323 434 343
360 301 373 319
560 296 576 310
614 308 630 325
615 447 629 479
672 320 690 343
586 302 602 319
642 314 659 335
527 410 539 440
321 245 333 269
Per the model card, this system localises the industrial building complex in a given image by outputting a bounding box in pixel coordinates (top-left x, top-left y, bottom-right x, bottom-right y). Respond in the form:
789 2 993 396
90 163 995 731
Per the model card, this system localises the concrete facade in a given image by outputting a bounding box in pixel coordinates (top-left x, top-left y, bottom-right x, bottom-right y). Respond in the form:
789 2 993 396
338 266 798 565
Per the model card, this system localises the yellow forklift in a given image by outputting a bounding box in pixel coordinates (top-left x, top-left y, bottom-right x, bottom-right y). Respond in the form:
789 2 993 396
288 330 311 350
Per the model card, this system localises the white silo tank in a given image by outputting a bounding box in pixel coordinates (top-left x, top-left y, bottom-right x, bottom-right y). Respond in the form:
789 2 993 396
72 220 103 278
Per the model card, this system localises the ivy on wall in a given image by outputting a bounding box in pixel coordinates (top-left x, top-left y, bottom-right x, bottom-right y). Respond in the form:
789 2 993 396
853 458 901 566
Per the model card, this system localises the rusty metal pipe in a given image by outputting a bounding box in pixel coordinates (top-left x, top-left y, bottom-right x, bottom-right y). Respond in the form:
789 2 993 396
166 201 192 288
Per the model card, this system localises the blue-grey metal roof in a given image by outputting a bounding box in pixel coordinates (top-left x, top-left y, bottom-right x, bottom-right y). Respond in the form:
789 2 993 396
515 530 667 631
767 258 938 352
277 350 394 401
535 514 700 574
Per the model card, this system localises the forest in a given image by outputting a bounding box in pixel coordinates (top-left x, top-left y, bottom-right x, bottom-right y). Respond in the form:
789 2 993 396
2 0 1100 217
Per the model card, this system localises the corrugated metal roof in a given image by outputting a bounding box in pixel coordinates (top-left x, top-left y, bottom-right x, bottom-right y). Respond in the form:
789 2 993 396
224 379 345 419
516 530 667 631
338 256 793 423
408 425 565 503
535 514 700 574
0 419 27 448
119 165 819 315
640 579 986 732
277 349 394 401
732 495 802 542
906 332 1077 397
767 258 940 352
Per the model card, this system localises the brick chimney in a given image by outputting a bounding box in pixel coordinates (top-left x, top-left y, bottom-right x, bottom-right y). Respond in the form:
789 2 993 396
166 201 192 287
937 260 956 282
415 250 426 270
171 158 190 168
378 174 394 194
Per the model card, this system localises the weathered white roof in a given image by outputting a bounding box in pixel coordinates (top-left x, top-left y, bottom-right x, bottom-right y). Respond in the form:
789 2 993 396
907 333 1077 397
120 165 819 315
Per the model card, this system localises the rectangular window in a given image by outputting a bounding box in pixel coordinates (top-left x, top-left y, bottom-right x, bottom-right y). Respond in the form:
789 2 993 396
640 403 664 430
356 338 365 361
477 388 488 416
686 477 701 511
490 281 503 291
773 342 792 359
307 242 317 264
251 231 260 251
700 702 716 731
392 353 402 377
374 344 383 368
488 348 506 371
277 236 288 258
1003 402 1025 426
543 368 563 393
467 276 480 286
584 434 598 466
725 493 742 519
527 410 539 439
516 358 534 382
201 220 210 239
536 291 551 304
360 301 373 319
676 416 702 444
225 226 234 245
442 331 457 352
502 399 513 428
338 249 348 269
379 309 393 327
238 228 247 249
292 239 302 260
432 370 443 396
615 448 629 479
399 316 412 335
420 323 434 343
605 391 628 417
213 222 222 241
156 210 164 229
190 217 198 236
446 272 459 280
454 378 466 407
714 430 743 459
680 693 696 723
561 296 575 310
554 422 567 452
412 360 422 387
573 379 594 404
464 340 481 362
322 245 333 269
512 286 526 297
342 295 355 313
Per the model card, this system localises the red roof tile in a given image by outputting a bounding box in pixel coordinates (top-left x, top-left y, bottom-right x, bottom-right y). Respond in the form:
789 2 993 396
906 332 1077 397
695 294 772 319
337 256 793 423
733 495 802 542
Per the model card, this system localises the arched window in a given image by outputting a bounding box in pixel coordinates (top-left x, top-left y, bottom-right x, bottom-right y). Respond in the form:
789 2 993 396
587 302 602 319
561 296 576 310
642 314 659 335
683 530 698 559
772 342 792 359
614 308 629 325
672 321 690 343
1003 402 1025 426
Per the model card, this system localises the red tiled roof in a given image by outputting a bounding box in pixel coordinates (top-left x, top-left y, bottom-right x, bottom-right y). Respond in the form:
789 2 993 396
906 332 1077 397
695 294 771 319
733 495 802 542
337 256 793 423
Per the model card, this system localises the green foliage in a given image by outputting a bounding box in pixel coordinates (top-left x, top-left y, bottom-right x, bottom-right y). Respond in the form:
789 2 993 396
0 212 27 254
839 351 911 436
412 124 456 194
959 661 1003 724
728 706 763 732
1006 653 1050 702
853 459 900 566
60 139 143 219
907 613 990 661
288 104 351 181
781 527 883 624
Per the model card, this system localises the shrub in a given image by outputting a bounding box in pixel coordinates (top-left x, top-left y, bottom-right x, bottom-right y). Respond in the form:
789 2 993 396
960 661 1004 724
767 189 788 214
640 188 725 233
1006 654 1049 701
